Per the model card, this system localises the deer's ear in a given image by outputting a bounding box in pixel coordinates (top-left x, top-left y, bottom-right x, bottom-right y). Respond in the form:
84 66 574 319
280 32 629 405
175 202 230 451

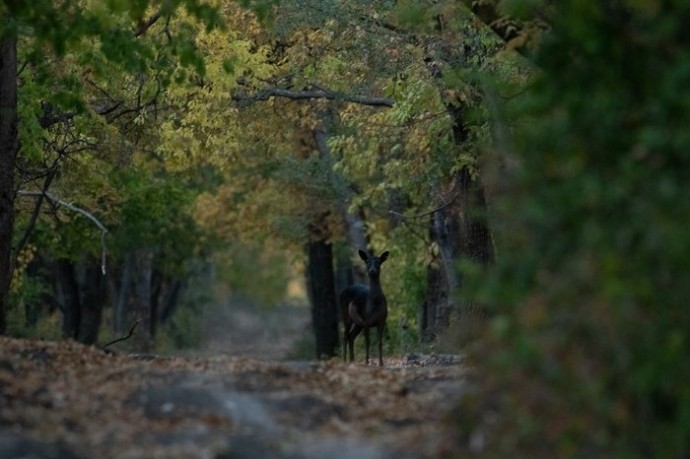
358 249 369 262
380 251 389 263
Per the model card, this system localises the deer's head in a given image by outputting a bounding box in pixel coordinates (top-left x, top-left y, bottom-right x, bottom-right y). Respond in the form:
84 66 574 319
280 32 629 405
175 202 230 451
358 249 389 278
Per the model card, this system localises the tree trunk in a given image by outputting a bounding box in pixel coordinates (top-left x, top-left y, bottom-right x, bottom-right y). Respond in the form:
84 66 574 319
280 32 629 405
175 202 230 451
415 58 496 340
312 117 370 286
149 269 164 338
160 279 184 325
333 243 354 307
341 207 369 284
79 261 105 344
0 32 18 335
113 254 133 334
130 249 154 352
57 259 81 340
24 255 53 328
420 265 449 342
420 210 455 342
306 223 338 359
452 167 494 342
455 167 494 268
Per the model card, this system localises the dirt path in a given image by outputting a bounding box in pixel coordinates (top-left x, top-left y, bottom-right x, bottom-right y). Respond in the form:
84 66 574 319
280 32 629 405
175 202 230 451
199 301 311 359
0 337 469 459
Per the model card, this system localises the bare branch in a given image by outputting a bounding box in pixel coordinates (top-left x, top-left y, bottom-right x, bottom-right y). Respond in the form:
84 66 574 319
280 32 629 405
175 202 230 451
232 86 395 108
17 190 109 275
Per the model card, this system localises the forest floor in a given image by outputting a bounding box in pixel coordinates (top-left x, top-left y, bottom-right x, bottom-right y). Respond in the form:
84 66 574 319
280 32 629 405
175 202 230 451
0 301 478 459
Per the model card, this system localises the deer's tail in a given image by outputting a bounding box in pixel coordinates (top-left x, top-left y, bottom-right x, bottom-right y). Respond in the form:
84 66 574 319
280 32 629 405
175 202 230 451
347 302 367 327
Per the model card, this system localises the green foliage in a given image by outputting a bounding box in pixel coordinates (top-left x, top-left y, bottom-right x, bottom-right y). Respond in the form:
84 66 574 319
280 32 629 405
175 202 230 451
6 0 231 345
110 167 203 266
157 263 214 352
380 229 428 352
6 307 62 341
477 2 690 456
160 300 204 350
6 270 61 340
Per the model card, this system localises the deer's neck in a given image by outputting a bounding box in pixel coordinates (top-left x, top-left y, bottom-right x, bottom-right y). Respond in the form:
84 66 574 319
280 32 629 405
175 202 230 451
368 275 385 302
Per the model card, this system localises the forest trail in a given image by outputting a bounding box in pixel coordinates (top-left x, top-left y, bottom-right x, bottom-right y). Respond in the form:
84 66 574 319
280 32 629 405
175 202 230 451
2 286 468 459
0 319 471 459
198 300 312 360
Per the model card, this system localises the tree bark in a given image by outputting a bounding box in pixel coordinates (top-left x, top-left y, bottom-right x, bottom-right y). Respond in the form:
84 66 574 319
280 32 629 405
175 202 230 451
160 279 184 325
313 122 369 284
24 255 53 328
114 254 133 334
420 166 494 339
306 223 338 359
455 167 494 269
414 31 496 339
57 259 81 340
79 261 105 344
149 269 164 338
0 32 18 335
420 237 450 342
130 249 154 352
333 243 354 308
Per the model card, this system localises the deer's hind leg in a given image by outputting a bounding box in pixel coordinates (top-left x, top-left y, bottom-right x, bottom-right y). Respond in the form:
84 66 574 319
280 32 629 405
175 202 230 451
347 324 362 363
364 327 371 365
342 319 351 362
376 322 385 367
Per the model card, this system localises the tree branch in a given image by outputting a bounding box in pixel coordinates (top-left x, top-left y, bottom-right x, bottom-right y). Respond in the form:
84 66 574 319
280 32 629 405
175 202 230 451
388 190 461 219
17 190 109 275
134 11 162 37
232 86 395 108
11 165 59 278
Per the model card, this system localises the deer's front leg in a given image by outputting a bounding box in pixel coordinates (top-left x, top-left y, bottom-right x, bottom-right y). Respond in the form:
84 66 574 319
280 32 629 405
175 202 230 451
364 327 371 365
342 323 349 362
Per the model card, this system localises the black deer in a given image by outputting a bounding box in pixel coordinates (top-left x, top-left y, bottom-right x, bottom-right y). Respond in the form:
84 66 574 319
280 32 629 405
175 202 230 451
340 249 389 366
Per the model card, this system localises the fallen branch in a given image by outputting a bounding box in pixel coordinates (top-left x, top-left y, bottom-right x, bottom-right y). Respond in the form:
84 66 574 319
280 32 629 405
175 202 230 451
101 319 141 350
17 190 109 274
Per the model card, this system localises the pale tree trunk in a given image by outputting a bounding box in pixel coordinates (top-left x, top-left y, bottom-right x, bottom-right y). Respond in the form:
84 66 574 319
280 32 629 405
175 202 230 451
342 207 369 283
0 31 18 334
313 123 369 285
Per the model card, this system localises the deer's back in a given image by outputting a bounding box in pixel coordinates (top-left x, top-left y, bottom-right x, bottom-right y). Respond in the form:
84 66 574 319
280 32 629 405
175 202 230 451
340 284 369 309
